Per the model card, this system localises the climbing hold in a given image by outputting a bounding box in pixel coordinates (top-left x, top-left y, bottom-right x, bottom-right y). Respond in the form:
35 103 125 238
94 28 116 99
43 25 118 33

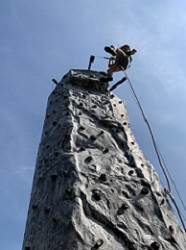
136 168 144 178
131 141 135 145
110 94 115 99
121 202 130 209
53 121 57 126
66 189 72 194
79 102 83 107
122 190 130 199
63 170 69 177
92 190 101 201
128 170 135 176
119 101 123 104
54 152 59 157
150 241 160 250
94 239 104 248
90 135 96 141
123 122 127 126
46 145 50 149
140 179 149 186
79 126 85 131
52 217 59 225
44 208 51 215
25 247 31 250
79 147 86 152
99 173 107 182
141 187 149 195
116 128 121 133
118 158 122 163
51 174 58 181
117 222 128 229
103 148 109 154
169 225 174 235
32 204 38 210
121 114 125 117
84 156 93 164
117 202 129 215
160 198 165 205
125 184 136 197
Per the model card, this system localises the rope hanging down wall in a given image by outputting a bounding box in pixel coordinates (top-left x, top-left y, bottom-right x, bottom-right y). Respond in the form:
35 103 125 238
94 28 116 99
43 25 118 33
120 66 186 232
87 54 186 231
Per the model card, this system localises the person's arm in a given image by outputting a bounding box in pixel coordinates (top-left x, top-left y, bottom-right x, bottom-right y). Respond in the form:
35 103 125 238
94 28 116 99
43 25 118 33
130 49 137 56
120 48 137 57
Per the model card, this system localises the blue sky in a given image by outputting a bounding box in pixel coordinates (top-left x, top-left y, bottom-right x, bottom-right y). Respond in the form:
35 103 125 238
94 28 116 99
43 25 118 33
1 1 186 249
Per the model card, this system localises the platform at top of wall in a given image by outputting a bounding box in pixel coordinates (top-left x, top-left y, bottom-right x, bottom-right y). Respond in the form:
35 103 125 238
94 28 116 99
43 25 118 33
59 69 110 93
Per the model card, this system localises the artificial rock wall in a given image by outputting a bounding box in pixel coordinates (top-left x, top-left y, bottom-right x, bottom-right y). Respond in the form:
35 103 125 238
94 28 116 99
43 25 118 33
22 69 186 250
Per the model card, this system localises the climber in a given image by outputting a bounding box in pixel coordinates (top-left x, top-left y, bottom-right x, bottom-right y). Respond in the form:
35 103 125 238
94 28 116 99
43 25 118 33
104 44 137 76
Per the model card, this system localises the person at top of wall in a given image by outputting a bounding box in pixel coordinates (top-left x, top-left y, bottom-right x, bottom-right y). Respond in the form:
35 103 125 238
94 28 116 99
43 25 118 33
104 44 137 76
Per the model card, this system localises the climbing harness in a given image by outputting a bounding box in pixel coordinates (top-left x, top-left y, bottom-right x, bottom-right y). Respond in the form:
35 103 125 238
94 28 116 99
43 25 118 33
88 54 131 71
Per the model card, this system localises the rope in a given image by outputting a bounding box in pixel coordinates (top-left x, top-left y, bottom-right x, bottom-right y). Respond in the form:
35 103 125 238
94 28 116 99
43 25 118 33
96 56 110 60
88 54 186 230
91 53 186 231
159 149 186 214
118 66 186 232
121 68 171 192
166 191 186 233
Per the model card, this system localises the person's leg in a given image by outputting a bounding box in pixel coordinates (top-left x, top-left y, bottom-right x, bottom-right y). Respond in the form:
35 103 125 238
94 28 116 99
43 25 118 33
108 57 115 68
110 45 117 51
107 64 120 75
104 46 117 56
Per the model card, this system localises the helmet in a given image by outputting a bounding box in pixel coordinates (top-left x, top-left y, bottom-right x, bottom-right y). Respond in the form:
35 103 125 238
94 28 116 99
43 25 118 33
120 44 131 51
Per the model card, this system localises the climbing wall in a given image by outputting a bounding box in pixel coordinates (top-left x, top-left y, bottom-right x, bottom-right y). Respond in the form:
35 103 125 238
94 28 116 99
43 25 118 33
22 69 186 250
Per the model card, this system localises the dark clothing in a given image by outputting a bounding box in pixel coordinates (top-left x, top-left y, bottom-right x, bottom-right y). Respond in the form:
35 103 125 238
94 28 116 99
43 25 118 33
115 49 132 70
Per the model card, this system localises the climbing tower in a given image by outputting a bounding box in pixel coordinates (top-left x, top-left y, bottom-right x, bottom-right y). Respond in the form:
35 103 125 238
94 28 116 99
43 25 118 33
22 69 186 249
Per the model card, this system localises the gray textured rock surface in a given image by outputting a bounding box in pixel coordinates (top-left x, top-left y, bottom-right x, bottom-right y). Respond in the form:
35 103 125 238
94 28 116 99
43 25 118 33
23 69 186 250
